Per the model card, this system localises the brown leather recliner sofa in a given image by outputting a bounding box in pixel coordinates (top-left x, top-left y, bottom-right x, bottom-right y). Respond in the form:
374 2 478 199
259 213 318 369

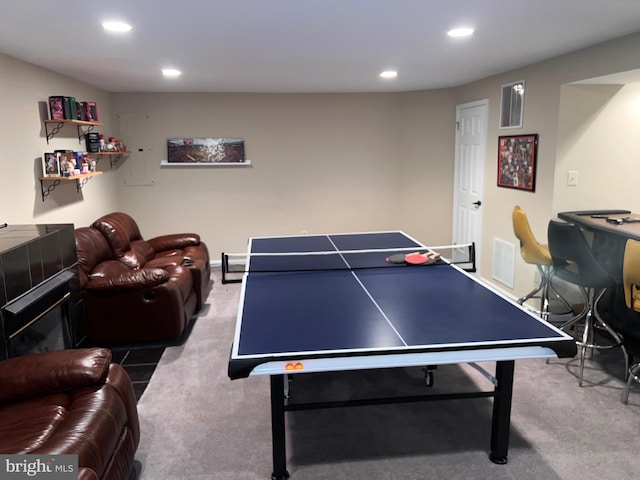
0 348 139 480
75 212 210 345
91 212 211 311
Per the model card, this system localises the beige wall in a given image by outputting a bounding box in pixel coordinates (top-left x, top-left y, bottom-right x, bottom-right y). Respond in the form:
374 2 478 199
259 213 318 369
0 53 120 227
398 89 457 246
110 92 455 254
3 30 640 300
554 82 640 213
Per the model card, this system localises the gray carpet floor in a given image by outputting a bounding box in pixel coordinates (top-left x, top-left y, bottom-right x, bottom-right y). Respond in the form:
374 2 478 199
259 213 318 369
134 273 640 479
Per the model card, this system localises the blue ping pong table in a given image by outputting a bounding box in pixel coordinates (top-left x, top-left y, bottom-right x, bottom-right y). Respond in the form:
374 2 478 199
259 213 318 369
227 231 576 479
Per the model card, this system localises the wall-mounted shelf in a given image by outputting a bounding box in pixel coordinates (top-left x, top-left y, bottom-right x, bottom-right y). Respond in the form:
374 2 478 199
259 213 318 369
43 119 103 144
88 151 130 169
39 172 103 201
160 160 252 167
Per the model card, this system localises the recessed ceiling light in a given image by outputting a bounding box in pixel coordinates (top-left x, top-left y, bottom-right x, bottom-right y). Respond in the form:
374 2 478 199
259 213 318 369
102 21 132 33
380 70 398 79
447 27 474 38
162 69 182 77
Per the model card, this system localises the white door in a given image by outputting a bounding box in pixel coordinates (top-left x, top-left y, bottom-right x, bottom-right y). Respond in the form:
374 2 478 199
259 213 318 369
452 100 488 271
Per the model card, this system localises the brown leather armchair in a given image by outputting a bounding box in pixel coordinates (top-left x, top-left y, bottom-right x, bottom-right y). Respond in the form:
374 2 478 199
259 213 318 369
75 226 198 345
91 212 211 311
0 348 139 480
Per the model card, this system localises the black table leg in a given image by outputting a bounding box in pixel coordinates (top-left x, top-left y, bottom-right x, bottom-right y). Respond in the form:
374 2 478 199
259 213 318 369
270 375 290 480
489 360 514 464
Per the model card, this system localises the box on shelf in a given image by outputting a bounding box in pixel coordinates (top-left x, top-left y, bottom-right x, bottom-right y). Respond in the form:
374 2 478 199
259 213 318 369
87 101 99 121
85 132 100 152
76 102 87 121
68 97 77 120
62 97 72 120
48 96 98 121
75 151 90 173
42 152 60 177
55 150 76 176
48 96 65 120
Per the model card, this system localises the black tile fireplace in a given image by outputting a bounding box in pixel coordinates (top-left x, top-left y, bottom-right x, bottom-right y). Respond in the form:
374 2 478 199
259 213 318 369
0 224 83 360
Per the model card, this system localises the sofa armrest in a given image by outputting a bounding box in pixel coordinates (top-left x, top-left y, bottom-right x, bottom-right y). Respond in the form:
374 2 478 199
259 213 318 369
148 233 200 252
145 256 186 269
85 268 170 291
78 468 99 480
0 348 111 404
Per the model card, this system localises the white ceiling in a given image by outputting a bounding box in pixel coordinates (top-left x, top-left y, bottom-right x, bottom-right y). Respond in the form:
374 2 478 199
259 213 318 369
2 0 640 93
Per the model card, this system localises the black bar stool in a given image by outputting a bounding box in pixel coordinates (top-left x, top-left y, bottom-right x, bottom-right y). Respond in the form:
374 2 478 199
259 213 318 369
547 219 628 386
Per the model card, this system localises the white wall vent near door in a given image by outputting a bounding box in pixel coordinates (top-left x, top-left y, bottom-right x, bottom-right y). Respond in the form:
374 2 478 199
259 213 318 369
492 238 515 288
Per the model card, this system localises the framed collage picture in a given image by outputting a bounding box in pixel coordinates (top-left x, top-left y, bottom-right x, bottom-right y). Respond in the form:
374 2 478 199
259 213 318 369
497 134 538 192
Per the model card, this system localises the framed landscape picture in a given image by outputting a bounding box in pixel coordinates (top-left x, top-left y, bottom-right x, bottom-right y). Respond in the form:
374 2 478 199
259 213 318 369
167 137 246 164
497 134 538 192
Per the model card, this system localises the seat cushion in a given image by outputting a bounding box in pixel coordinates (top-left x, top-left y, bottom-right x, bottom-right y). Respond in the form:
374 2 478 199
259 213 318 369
0 394 68 452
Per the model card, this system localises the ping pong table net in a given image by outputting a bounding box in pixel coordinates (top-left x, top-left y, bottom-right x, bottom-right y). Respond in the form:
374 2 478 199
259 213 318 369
221 243 476 284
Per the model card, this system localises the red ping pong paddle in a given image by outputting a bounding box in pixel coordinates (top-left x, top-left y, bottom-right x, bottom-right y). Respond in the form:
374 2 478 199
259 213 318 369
405 251 441 265
385 251 441 265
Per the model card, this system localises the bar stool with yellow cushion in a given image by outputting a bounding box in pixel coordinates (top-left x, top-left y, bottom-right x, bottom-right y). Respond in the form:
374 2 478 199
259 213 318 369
620 239 640 403
512 205 571 320
547 219 627 386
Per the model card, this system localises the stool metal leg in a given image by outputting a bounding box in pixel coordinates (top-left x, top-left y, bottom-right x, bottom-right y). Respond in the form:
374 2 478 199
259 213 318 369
558 285 588 332
548 274 574 315
575 288 627 387
539 266 550 321
577 289 593 387
622 363 640 404
517 266 545 307
518 266 572 321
